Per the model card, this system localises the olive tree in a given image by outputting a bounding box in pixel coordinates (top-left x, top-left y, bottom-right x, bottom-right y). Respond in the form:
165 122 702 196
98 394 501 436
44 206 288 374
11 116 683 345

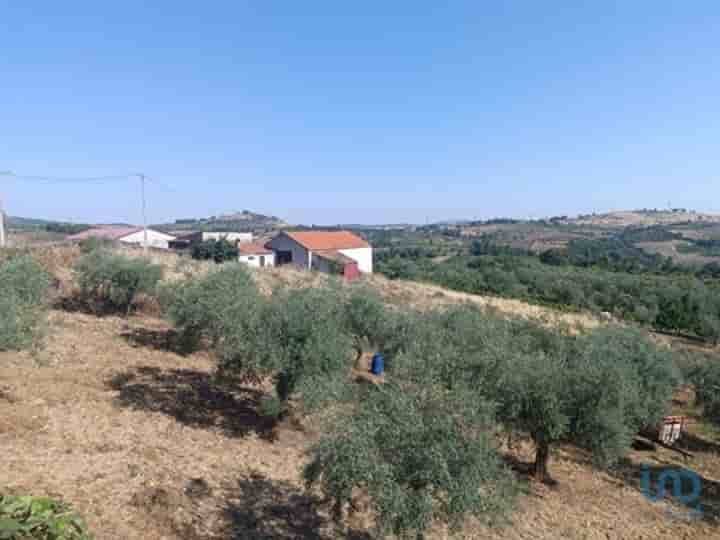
74 250 162 314
304 383 516 539
497 326 678 481
166 264 268 367
262 285 356 411
0 255 52 350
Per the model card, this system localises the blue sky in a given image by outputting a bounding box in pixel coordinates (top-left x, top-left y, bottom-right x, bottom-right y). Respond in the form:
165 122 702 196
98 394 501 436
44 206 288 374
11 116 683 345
2 2 719 225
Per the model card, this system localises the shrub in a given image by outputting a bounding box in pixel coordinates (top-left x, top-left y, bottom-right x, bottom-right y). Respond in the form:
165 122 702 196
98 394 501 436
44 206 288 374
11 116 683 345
190 238 238 263
304 383 516 539
689 361 720 425
78 237 112 254
497 326 678 480
0 494 92 539
342 285 391 358
262 286 356 410
74 251 162 314
166 264 266 362
0 255 52 350
169 272 359 412
385 305 678 482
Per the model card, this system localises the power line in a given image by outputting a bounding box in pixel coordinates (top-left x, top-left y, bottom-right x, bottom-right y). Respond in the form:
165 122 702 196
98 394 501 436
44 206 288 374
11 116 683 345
3 172 134 184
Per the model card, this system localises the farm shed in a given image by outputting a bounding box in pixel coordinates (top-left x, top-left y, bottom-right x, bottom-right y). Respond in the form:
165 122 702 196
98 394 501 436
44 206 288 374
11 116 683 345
68 226 176 250
267 230 373 274
238 242 275 268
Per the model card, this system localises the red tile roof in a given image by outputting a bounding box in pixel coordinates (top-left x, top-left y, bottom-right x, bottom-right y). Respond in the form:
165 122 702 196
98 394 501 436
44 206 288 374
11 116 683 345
283 231 370 250
67 226 144 241
238 242 273 255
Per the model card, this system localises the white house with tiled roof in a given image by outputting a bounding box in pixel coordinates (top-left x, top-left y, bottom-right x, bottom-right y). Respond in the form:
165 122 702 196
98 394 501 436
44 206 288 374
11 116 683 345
237 242 275 268
68 226 176 249
267 230 373 274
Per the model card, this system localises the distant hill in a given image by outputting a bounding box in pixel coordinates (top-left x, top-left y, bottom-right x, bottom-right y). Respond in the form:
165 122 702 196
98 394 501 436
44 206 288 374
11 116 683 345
6 216 92 234
564 209 720 228
7 216 58 230
154 210 290 234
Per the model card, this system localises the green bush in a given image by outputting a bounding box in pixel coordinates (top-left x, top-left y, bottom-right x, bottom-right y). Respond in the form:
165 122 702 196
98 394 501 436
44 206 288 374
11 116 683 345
77 237 112 254
381 305 679 482
305 383 516 539
262 286 356 410
168 273 369 411
0 494 92 539
688 360 720 425
74 251 162 314
190 238 238 263
167 263 267 366
0 255 52 351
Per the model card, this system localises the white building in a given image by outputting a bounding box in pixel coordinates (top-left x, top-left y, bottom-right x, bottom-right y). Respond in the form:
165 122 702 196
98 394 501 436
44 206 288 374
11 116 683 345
168 231 253 250
68 226 176 249
238 242 275 268
200 232 253 243
267 230 373 275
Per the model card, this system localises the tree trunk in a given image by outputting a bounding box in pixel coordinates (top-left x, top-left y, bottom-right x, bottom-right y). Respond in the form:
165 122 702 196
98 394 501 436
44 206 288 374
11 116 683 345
534 439 550 483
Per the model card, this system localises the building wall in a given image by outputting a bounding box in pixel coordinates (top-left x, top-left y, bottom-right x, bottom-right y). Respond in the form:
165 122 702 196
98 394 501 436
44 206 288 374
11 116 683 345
311 256 332 273
202 232 253 243
267 235 310 269
338 247 373 273
239 252 275 268
120 229 176 250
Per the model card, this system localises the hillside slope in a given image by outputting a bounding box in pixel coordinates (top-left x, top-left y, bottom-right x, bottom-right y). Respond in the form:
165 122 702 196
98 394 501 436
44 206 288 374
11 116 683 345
2 245 719 539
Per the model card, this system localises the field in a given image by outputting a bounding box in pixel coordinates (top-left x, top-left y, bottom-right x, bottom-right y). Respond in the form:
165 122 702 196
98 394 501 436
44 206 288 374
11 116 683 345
2 245 720 539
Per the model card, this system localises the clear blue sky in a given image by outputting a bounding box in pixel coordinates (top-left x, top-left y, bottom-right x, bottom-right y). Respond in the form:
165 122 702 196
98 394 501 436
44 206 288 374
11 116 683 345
2 2 719 225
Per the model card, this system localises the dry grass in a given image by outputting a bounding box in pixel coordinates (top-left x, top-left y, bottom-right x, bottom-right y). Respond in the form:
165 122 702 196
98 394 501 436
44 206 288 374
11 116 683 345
3 244 720 539
2 308 720 539
637 240 719 266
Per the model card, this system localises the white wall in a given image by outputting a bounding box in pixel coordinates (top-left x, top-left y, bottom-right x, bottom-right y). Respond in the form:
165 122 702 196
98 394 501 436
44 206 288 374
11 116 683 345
202 232 253 243
120 229 176 250
267 235 310 269
239 252 275 268
338 247 373 273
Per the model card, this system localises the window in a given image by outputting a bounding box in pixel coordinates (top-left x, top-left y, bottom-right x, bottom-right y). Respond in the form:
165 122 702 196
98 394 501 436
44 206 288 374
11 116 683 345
247 256 255 260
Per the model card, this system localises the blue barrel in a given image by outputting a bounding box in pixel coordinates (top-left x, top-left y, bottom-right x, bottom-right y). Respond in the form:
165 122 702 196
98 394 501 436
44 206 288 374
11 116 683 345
370 353 385 375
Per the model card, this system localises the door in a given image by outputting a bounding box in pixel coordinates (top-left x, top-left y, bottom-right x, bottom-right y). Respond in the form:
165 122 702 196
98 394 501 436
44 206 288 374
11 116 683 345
259 255 265 267
276 250 292 265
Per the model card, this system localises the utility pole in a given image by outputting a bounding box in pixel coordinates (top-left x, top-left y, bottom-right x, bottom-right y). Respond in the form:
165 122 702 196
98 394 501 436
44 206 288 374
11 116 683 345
0 171 11 248
139 174 148 254
0 195 5 248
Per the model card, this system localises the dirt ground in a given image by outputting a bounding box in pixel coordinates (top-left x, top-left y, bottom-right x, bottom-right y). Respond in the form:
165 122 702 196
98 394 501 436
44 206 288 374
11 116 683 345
1 312 719 538
3 246 720 538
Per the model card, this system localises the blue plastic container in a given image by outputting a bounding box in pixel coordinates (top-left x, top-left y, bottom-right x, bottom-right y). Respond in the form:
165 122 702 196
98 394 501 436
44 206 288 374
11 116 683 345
370 353 385 375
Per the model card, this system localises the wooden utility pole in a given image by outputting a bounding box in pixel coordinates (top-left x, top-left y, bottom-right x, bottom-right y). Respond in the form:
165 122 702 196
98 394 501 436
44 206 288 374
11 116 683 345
0 171 9 248
139 173 148 254
0 196 6 248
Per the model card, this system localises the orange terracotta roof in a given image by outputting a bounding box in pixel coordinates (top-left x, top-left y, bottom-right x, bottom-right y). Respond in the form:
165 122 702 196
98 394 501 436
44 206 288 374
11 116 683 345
283 230 370 250
238 242 273 255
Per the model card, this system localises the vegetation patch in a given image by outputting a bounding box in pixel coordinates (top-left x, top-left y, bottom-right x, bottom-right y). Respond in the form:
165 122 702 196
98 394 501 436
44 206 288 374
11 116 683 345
73 250 162 314
0 494 91 540
0 255 52 351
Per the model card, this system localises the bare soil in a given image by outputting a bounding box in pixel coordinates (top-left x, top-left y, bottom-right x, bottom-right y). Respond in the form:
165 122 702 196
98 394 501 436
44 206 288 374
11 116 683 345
3 308 720 539
3 246 720 539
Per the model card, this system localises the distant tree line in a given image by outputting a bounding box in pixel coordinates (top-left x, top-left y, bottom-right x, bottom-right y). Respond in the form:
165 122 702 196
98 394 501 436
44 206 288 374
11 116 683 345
44 222 91 235
376 252 720 344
